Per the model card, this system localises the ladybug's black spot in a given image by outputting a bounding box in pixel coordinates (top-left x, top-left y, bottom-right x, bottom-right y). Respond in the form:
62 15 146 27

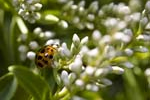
46 48 50 50
37 63 43 68
44 60 48 64
37 56 42 60
40 49 45 53
49 55 53 59
51 49 54 52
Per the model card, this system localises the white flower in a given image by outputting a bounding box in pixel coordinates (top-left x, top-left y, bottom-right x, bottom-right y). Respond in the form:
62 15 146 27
61 70 70 86
81 36 88 45
33 27 42 35
104 18 118 28
45 39 60 45
44 31 54 39
29 41 39 50
135 46 148 52
113 32 131 43
101 78 112 86
117 3 131 15
34 3 42 10
85 66 95 76
87 14 95 21
87 48 99 57
72 34 80 46
59 20 68 29
75 79 84 87
122 62 134 68
45 14 59 22
136 34 150 41
72 16 80 24
104 45 116 59
94 67 112 77
100 35 112 44
86 84 99 92
145 68 150 76
58 43 71 57
88 1 99 13
18 45 28 53
112 66 124 74
69 55 83 73
27 51 36 60
145 1 150 12
92 30 101 41
124 48 133 56
130 13 141 22
140 17 148 27
85 22 94 30
68 73 76 83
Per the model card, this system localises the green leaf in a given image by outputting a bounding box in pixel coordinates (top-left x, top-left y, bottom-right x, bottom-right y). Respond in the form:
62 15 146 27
0 73 17 100
8 65 51 100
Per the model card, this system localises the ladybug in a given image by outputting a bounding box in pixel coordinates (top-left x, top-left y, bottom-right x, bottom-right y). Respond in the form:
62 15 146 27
35 45 58 68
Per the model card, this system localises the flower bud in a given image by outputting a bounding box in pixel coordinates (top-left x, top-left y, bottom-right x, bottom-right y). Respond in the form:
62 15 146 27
29 41 39 50
34 3 42 10
112 66 124 74
75 79 84 88
69 55 83 74
92 30 101 41
72 34 80 47
86 84 99 92
81 36 88 45
61 70 70 86
145 1 150 12
85 66 95 76
27 51 36 60
59 20 68 29
33 27 42 35
68 73 76 84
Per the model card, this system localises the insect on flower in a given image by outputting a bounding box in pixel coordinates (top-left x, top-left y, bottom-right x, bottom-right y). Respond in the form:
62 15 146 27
35 44 59 68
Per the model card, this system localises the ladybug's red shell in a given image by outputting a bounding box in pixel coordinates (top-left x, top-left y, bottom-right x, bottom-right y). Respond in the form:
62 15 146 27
35 45 57 68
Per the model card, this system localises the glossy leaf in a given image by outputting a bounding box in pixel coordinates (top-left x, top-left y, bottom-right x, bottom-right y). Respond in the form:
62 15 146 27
8 65 51 100
0 73 17 100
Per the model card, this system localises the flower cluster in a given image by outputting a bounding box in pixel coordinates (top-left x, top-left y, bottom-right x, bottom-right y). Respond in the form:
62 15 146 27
12 0 42 23
16 0 150 99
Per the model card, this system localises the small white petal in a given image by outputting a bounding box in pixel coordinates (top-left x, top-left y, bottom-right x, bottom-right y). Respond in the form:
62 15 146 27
87 48 99 57
72 34 80 46
81 36 88 45
86 84 99 92
85 66 95 75
124 48 133 56
145 68 150 76
68 73 76 83
112 66 124 74
61 70 69 86
75 79 84 87
34 3 42 10
59 20 68 29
